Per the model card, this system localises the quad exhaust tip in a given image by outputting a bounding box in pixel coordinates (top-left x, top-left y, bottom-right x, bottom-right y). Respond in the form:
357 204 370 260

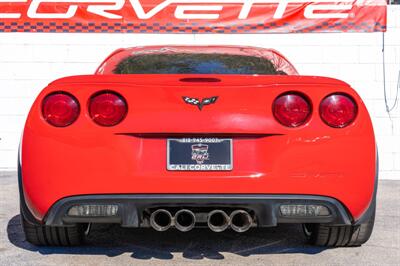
207 210 230 232
150 209 173 231
230 210 253 233
150 208 253 233
175 209 196 232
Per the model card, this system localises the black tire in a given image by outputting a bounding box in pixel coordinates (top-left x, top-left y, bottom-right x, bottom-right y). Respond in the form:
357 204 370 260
303 207 375 247
21 206 86 246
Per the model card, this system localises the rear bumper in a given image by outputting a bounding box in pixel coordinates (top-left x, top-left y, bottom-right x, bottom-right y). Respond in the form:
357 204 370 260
44 194 352 227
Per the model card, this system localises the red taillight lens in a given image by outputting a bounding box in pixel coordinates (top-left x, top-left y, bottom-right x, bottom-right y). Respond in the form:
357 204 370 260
42 92 80 127
320 94 357 128
89 91 127 126
273 93 311 127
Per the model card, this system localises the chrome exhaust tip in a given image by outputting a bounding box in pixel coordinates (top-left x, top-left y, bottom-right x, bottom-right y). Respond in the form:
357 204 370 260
230 210 253 233
207 210 230 232
174 209 196 232
150 209 172 231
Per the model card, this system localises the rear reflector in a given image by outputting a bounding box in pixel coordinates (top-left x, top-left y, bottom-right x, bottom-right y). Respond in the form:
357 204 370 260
280 204 330 217
42 92 80 127
68 204 118 217
273 92 311 127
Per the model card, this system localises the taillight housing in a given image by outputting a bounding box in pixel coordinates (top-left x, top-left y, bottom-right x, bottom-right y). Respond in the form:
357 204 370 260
273 92 312 127
89 91 127 126
42 92 80 127
319 93 357 128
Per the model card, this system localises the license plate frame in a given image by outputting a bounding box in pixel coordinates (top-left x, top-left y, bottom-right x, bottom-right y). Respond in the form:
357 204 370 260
167 138 233 171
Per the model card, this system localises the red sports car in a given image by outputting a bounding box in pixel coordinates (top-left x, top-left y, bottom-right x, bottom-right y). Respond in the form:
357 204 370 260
19 45 377 247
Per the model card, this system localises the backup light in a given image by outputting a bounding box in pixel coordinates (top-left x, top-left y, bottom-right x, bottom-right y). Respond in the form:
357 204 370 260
68 204 118 217
280 204 330 217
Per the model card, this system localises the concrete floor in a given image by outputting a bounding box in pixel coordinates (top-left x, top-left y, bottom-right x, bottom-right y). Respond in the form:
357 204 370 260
0 171 399 266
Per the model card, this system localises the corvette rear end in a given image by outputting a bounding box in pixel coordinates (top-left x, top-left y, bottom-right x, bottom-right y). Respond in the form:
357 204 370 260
19 46 377 247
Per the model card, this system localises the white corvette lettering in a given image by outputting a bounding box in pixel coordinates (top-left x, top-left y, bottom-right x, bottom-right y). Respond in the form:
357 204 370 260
0 0 26 18
174 5 223 20
129 0 353 20
303 4 353 19
2 0 354 20
27 0 124 19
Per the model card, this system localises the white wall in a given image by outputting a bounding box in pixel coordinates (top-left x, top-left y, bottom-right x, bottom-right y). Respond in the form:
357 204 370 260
0 6 399 179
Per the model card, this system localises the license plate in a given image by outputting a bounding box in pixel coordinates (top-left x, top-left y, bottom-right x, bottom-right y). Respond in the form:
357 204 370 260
167 138 233 171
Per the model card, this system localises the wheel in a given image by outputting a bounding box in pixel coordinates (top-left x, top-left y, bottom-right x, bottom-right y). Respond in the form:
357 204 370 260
303 206 375 247
20 204 86 246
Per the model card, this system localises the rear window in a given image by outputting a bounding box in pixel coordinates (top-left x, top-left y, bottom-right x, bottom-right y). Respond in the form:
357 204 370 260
113 53 283 75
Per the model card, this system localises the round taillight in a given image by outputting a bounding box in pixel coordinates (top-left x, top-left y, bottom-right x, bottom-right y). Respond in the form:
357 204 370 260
89 91 127 126
273 93 312 127
319 93 357 128
42 92 80 127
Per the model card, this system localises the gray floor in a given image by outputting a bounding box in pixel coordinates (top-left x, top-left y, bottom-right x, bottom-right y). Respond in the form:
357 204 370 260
0 171 399 266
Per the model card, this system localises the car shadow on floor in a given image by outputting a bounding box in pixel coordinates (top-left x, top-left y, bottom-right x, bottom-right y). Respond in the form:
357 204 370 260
7 215 326 260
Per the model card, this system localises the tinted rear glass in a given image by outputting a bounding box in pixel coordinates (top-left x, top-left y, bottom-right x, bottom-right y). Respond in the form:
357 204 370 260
113 53 280 75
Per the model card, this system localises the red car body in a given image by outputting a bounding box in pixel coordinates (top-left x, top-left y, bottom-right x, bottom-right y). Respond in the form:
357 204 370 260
19 46 377 246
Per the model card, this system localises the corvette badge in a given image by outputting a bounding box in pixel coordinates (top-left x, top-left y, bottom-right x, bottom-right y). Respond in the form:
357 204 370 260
182 96 218 110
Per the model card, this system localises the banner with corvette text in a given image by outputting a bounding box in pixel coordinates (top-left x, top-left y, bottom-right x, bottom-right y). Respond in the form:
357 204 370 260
0 0 387 33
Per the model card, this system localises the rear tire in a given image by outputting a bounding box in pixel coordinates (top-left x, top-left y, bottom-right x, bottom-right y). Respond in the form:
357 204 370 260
21 205 86 246
303 205 375 247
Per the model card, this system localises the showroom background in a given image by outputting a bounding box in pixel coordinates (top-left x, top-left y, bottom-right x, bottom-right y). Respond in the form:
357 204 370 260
0 6 398 179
